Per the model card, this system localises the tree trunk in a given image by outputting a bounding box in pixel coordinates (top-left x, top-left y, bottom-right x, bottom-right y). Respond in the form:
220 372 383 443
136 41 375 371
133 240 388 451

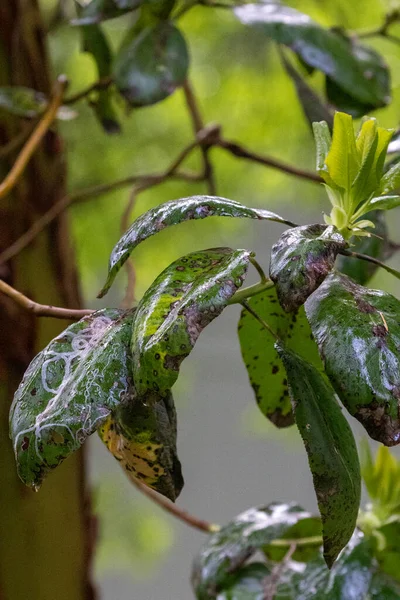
0 2 95 599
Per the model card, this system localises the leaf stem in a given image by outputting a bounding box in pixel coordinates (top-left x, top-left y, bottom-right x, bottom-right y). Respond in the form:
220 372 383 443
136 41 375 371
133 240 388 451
0 278 93 320
250 256 268 283
0 76 68 200
339 249 400 281
270 535 323 547
130 477 220 534
228 280 274 305
241 300 280 341
64 76 113 104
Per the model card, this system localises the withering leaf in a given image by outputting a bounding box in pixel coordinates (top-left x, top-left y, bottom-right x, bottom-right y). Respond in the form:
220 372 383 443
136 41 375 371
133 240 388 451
234 3 390 111
10 309 134 489
132 248 250 396
99 389 183 501
269 224 347 313
191 503 309 600
237 288 322 428
98 195 293 298
305 272 400 446
113 22 189 107
277 345 361 567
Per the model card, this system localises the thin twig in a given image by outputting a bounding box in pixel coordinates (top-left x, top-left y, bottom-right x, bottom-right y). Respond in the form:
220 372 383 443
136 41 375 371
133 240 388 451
0 122 36 159
339 249 400 280
217 137 322 183
250 256 268 283
228 280 274 305
183 79 217 195
130 476 220 534
64 76 114 105
241 300 279 340
0 76 68 200
264 542 297 600
0 278 93 319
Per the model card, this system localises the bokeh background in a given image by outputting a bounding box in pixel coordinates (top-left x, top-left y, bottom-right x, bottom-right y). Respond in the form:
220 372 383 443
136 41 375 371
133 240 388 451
39 0 400 597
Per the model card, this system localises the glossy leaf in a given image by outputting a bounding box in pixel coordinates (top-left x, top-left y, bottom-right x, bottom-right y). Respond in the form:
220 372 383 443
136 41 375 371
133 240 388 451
0 86 76 120
10 309 134 489
263 516 322 563
98 195 293 298
99 390 183 501
305 272 400 446
237 288 322 428
72 0 139 25
269 224 347 312
132 248 250 396
191 503 309 600
368 195 400 211
381 159 400 194
81 25 121 134
234 4 390 110
113 22 189 107
337 211 388 285
216 564 271 600
277 345 361 567
274 531 374 599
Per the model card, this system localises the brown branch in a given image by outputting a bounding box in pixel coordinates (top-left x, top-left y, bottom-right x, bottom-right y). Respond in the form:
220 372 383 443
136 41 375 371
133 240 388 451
0 278 93 319
0 76 68 200
64 76 114 105
217 137 322 183
183 79 217 195
130 476 219 534
0 122 36 159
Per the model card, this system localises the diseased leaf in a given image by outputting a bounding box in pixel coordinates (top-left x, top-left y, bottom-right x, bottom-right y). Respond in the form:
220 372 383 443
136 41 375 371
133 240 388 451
269 224 347 313
0 86 76 120
81 24 121 134
98 195 293 298
305 272 400 446
99 389 183 501
274 531 374 599
234 3 390 110
113 22 189 107
216 563 271 600
191 503 310 600
276 345 361 567
132 248 250 396
237 287 322 428
10 309 134 489
337 211 388 285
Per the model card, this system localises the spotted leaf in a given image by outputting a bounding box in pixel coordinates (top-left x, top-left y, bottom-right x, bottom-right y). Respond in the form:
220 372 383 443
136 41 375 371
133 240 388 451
98 196 293 297
238 288 322 428
277 344 361 567
99 389 183 501
10 309 134 489
306 272 400 446
131 248 250 396
269 224 347 312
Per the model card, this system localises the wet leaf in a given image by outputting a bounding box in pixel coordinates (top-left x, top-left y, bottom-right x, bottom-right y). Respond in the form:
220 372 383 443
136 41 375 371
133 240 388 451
234 4 390 110
269 224 347 313
216 563 271 600
305 272 400 446
274 531 374 599
99 389 183 501
132 248 250 396
237 287 322 428
113 22 189 107
277 345 361 567
191 503 309 600
368 195 400 211
337 211 388 285
98 195 293 298
81 25 121 134
10 309 134 489
0 86 76 120
263 517 322 563
72 0 139 25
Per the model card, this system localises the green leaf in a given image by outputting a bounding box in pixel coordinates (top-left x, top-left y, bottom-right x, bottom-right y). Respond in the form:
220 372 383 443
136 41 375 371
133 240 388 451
72 0 139 25
376 522 400 582
274 531 374 599
325 77 374 118
131 248 250 396
368 195 400 211
263 516 322 563
113 22 189 107
305 272 400 446
0 86 76 120
237 288 323 428
98 389 183 501
360 443 400 517
81 25 121 134
98 195 293 298
10 309 134 489
369 572 400 599
269 224 347 313
191 503 310 600
216 564 271 600
234 4 390 110
279 51 333 131
325 112 359 192
337 211 388 285
312 120 332 174
381 160 400 194
276 345 361 567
